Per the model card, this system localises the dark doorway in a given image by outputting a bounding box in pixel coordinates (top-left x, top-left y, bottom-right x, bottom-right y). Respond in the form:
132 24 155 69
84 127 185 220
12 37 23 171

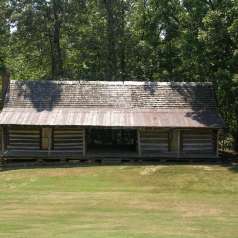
86 128 137 155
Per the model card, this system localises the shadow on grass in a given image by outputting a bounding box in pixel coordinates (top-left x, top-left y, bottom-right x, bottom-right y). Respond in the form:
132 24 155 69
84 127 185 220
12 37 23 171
1 159 238 173
225 164 238 173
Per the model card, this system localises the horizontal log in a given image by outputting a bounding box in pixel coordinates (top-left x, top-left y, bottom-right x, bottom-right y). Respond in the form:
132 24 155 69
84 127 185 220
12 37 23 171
53 147 83 151
142 149 169 153
141 133 168 137
9 134 40 138
141 132 169 137
182 137 213 141
182 151 215 154
141 142 168 147
142 145 168 149
142 146 168 150
53 144 83 148
141 139 168 143
141 151 175 155
53 136 83 139
182 130 214 133
9 142 40 146
53 143 83 146
183 148 214 151
54 131 83 134
141 136 168 139
183 144 214 148
9 130 40 134
52 150 83 153
141 140 168 143
53 139 83 143
183 143 213 147
53 148 83 151
183 143 214 148
182 134 213 139
9 138 41 141
54 127 83 130
183 149 214 152
53 134 83 138
7 146 40 150
8 140 40 144
183 139 214 143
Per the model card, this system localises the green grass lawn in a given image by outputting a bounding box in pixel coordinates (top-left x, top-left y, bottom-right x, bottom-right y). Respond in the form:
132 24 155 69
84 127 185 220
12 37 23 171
0 164 238 238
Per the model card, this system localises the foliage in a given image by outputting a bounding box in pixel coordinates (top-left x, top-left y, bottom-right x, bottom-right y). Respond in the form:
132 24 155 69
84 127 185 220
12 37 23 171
0 0 237 149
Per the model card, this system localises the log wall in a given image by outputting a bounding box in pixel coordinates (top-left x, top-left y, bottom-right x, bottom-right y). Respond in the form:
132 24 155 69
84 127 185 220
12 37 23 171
181 130 216 154
2 126 219 159
52 127 84 154
7 126 41 150
139 129 169 155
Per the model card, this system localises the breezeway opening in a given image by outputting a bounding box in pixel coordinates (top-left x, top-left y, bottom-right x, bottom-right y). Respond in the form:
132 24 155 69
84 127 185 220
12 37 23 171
86 128 138 156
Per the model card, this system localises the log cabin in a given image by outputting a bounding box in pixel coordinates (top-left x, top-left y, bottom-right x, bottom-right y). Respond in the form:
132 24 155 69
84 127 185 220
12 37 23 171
0 77 225 162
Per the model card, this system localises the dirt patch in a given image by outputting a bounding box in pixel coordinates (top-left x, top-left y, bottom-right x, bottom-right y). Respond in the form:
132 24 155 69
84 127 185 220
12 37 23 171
140 166 166 176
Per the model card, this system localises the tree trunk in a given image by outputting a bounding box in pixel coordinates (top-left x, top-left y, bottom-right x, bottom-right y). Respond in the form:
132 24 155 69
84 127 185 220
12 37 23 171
119 1 125 81
104 0 117 81
50 0 63 80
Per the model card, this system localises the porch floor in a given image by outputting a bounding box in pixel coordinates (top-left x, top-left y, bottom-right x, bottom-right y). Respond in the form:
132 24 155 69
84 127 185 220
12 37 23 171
1 150 218 161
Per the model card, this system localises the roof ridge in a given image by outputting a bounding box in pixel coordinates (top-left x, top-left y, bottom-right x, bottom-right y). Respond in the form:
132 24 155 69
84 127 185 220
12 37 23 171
9 80 213 86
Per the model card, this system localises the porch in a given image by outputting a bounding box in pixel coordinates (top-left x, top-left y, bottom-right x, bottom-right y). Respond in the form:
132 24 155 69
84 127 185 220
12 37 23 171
0 125 219 162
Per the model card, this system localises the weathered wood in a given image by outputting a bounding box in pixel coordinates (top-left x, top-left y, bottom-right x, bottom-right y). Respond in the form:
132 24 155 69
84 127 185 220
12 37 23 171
181 130 216 154
52 134 83 138
7 126 41 151
9 130 40 134
9 138 41 142
177 129 181 158
216 130 219 158
53 127 84 154
1 127 4 154
83 129 86 157
137 129 141 156
140 138 168 143
7 146 40 150
9 134 40 138
140 129 169 155
54 132 83 135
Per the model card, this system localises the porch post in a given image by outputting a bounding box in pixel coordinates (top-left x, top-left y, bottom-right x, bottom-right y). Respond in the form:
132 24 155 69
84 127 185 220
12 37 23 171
48 128 52 155
1 126 4 154
1 127 5 154
137 129 141 157
216 129 220 158
83 128 86 157
177 129 181 159
1 126 6 166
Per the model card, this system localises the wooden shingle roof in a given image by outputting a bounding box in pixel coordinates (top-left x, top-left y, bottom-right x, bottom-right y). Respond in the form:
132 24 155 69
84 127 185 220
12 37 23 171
0 80 224 128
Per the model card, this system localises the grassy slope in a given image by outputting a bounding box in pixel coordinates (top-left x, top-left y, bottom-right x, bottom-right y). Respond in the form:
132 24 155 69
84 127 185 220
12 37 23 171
0 165 238 238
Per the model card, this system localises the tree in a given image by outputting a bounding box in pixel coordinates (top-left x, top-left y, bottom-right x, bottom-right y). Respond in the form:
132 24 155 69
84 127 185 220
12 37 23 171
197 0 238 150
0 0 10 75
2 0 238 150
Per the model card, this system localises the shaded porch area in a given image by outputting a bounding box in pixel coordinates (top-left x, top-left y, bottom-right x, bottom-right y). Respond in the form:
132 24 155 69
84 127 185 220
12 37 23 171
86 128 138 157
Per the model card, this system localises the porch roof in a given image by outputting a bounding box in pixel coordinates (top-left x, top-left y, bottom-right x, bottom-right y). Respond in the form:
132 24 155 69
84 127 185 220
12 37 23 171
0 108 224 128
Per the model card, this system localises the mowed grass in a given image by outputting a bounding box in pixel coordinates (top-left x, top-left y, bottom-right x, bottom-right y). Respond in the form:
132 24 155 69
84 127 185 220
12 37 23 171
0 165 238 238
